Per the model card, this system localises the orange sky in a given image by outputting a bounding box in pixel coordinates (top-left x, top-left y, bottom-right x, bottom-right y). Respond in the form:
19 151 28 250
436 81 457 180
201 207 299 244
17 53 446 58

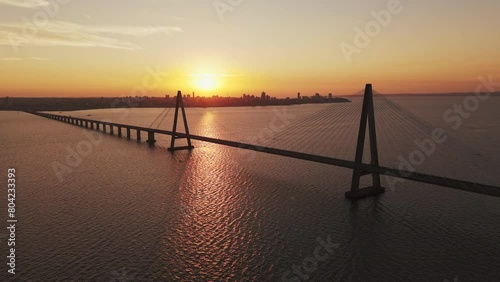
0 0 499 97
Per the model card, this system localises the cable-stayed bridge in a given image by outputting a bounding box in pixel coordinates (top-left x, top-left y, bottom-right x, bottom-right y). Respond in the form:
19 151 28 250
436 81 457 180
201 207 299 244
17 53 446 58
29 84 500 200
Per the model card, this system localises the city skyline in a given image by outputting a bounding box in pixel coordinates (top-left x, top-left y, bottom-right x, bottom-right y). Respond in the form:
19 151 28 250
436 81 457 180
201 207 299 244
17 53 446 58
0 0 499 97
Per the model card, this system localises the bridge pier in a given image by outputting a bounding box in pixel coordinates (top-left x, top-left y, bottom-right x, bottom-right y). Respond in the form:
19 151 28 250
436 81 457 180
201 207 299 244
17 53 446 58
90 122 94 130
137 129 141 141
147 131 156 145
110 125 114 135
126 128 131 139
118 126 122 137
168 91 194 152
345 84 386 200
103 124 107 134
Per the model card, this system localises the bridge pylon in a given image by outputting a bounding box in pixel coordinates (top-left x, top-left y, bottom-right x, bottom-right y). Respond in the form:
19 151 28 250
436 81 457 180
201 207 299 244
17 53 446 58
168 91 194 152
345 84 386 200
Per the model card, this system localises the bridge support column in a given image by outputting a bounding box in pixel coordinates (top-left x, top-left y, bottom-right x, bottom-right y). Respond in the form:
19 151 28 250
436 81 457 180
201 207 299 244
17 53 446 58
168 91 194 152
103 124 107 134
126 128 131 139
118 126 122 137
110 125 114 135
147 131 156 145
90 122 94 130
345 84 385 200
137 129 141 141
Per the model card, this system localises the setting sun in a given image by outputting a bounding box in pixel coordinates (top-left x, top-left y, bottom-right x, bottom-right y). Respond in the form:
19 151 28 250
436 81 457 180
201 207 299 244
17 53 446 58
193 74 219 91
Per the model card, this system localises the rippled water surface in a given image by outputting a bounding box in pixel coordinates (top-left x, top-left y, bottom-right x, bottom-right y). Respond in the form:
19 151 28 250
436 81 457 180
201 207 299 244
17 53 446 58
1 96 500 281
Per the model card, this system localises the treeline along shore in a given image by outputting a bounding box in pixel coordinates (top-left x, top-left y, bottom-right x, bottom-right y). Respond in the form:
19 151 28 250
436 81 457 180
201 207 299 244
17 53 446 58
0 94 351 112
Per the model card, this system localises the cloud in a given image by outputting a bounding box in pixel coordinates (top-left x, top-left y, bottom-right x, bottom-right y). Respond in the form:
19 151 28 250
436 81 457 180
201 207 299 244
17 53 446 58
0 21 183 50
88 25 183 37
29 56 49 60
0 57 49 60
0 0 49 9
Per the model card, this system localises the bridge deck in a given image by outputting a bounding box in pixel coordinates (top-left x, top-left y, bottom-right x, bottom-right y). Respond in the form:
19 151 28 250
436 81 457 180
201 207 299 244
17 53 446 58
31 111 500 198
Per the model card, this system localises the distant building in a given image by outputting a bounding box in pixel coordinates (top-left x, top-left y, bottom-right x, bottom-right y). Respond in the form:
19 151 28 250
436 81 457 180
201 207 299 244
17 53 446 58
297 92 301 99
261 91 266 100
328 93 333 99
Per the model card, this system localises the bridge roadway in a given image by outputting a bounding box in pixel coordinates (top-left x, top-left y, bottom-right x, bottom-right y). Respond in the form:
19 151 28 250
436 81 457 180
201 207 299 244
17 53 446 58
30 111 500 198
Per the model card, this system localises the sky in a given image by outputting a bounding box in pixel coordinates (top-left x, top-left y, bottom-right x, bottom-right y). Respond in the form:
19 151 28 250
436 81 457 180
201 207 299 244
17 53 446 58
0 0 499 97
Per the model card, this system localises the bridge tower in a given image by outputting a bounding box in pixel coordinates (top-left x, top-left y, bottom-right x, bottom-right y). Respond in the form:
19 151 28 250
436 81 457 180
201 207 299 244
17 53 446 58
345 84 386 200
168 91 194 152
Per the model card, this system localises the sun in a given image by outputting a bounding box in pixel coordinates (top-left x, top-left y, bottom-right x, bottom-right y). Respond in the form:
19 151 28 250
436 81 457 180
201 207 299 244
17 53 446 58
194 74 219 91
